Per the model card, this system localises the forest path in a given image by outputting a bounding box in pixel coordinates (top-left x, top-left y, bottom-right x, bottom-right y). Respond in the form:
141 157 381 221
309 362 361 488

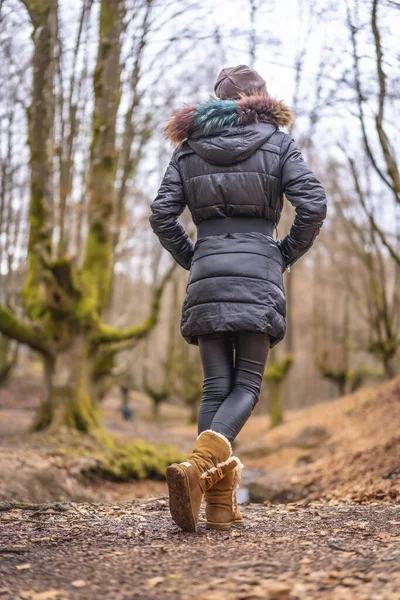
0 498 399 600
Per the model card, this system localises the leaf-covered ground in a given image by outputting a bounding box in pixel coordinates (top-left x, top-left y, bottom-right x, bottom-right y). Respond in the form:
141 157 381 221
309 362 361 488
1 498 399 600
239 377 400 505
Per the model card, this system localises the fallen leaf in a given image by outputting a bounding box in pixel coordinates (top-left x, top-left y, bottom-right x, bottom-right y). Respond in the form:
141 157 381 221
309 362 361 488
231 530 241 537
147 576 165 588
33 591 67 600
71 580 86 588
16 563 31 570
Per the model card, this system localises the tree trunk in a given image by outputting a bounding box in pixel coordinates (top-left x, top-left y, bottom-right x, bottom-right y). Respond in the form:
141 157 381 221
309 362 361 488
382 355 396 380
152 399 161 420
263 351 293 427
0 0 170 434
188 400 198 425
0 334 18 386
33 336 100 432
268 379 284 428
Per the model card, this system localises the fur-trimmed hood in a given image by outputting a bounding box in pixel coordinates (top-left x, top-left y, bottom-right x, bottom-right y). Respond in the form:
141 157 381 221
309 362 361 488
165 92 294 146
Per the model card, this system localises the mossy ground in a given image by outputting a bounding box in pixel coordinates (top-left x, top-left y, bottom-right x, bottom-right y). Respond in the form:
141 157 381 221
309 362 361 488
47 428 185 482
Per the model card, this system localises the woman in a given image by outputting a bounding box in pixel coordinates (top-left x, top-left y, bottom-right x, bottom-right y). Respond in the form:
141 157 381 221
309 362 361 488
149 64 327 532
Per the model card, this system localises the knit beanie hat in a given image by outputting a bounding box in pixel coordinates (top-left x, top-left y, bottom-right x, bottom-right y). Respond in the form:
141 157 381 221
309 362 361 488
214 64 266 100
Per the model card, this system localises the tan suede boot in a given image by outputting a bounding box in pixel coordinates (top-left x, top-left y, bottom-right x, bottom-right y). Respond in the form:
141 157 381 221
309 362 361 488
166 430 234 532
204 457 244 530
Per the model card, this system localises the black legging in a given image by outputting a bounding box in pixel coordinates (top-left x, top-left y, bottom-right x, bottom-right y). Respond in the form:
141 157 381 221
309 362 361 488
197 331 271 441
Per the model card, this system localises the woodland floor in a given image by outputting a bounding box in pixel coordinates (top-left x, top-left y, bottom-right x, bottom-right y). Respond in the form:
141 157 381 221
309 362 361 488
1 372 400 598
1 498 400 600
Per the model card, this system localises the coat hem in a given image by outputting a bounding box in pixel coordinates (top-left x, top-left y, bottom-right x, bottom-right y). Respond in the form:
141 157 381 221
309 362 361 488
182 326 284 349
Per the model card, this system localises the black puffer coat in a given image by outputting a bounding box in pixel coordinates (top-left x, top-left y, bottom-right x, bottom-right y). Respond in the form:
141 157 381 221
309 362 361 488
149 92 327 347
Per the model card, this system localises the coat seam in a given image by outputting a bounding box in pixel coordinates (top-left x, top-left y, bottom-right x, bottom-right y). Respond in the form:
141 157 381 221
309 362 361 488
183 298 285 311
187 274 284 294
191 249 283 267
184 171 280 182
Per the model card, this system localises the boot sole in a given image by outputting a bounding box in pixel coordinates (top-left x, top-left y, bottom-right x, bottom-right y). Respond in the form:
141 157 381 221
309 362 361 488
205 519 244 531
166 464 196 532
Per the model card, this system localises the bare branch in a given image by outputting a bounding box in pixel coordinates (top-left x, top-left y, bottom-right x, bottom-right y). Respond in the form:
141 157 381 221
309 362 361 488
0 305 51 356
94 261 177 345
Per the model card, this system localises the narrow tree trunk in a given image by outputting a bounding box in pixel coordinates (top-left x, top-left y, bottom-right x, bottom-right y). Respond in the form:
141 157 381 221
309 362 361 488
269 379 284 428
153 399 161 420
264 351 293 427
383 355 396 379
188 399 198 425
337 378 346 397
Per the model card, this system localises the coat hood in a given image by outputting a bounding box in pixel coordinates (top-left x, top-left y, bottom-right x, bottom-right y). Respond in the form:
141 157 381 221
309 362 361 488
186 122 278 166
164 91 294 166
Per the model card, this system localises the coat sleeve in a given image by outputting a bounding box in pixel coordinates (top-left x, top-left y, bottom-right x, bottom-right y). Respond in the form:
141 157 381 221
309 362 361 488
149 150 195 271
277 135 327 271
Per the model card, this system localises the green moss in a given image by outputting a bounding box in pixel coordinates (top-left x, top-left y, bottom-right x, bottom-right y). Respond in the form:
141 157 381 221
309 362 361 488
23 259 47 320
26 0 50 18
56 434 184 481
263 353 294 428
368 338 398 361
81 227 113 313
264 354 294 383
32 351 101 434
88 439 184 481
49 258 82 297
268 379 284 428
99 2 119 39
93 347 116 381
32 390 100 433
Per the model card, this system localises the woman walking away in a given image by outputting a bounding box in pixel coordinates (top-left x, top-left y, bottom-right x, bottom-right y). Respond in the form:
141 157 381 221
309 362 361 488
149 64 327 532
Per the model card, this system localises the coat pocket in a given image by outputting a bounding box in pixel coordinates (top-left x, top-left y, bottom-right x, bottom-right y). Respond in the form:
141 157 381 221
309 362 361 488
273 239 286 273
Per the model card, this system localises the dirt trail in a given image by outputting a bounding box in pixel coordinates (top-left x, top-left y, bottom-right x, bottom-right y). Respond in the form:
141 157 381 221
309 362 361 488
1 498 399 600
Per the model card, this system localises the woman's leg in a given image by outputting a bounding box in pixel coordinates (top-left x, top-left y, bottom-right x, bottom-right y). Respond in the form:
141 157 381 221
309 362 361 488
197 333 234 435
210 331 270 441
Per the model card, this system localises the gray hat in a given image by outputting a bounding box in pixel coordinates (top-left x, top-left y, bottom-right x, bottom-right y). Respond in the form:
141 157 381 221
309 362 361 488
214 64 266 100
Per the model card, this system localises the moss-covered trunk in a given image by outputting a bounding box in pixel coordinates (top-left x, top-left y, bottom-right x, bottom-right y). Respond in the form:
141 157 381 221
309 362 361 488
33 336 100 432
263 352 293 428
268 379 284 428
0 334 18 386
0 0 170 433
25 0 124 432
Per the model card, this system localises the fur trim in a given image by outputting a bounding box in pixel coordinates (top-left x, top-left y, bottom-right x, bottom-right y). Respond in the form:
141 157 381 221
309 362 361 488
197 429 232 454
230 456 244 511
232 456 244 476
165 91 294 146
165 105 196 146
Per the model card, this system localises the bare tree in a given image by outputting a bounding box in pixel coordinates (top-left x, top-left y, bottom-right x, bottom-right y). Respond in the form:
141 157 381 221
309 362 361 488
347 0 400 263
0 0 173 432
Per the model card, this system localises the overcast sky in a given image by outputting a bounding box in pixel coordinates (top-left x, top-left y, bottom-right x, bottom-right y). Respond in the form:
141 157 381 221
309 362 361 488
1 0 398 276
